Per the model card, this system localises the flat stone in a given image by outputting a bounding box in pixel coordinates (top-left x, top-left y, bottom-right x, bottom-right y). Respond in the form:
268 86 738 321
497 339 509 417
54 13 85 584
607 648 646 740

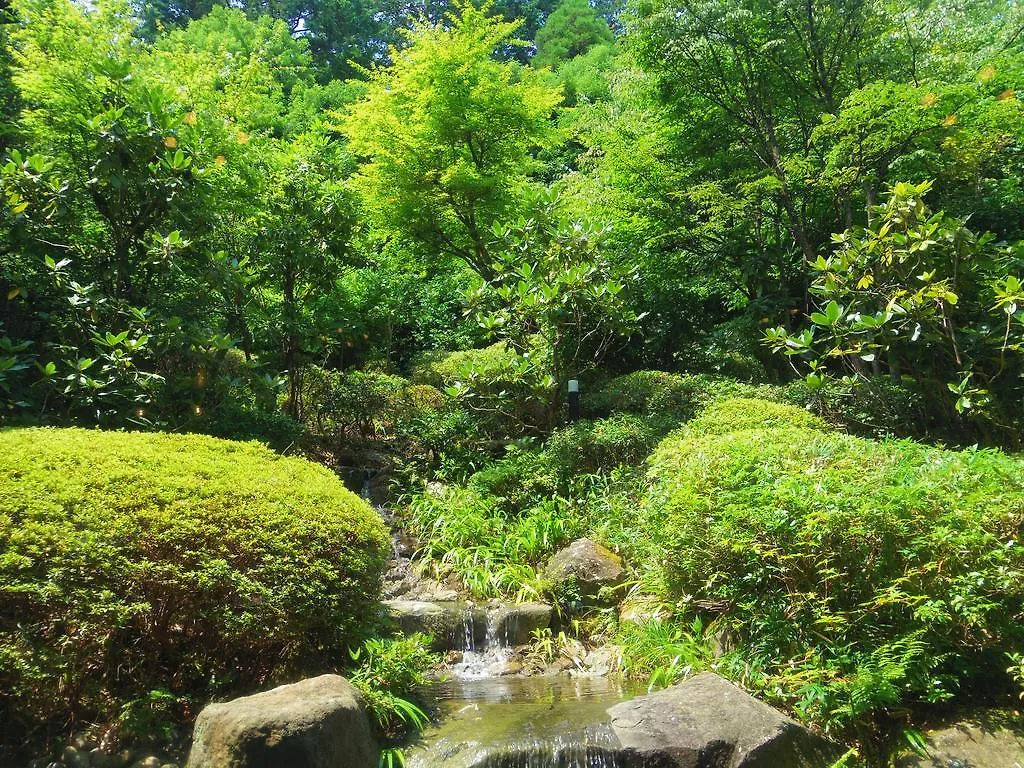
489 603 552 646
185 674 376 768
896 712 1024 768
384 600 487 651
607 672 839 767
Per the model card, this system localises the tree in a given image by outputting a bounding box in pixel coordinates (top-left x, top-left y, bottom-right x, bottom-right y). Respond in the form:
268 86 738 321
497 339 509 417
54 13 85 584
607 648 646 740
533 0 612 69
765 181 1024 439
0 1 18 152
341 1 563 278
464 189 641 427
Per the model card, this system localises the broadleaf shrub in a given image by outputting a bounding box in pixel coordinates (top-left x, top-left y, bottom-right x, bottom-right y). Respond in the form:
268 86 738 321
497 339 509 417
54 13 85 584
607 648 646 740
0 428 389 748
642 398 1024 731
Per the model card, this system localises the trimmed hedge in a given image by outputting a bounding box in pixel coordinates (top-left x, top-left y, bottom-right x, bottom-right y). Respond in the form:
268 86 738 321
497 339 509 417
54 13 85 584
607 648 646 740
546 414 669 476
0 428 389 747
643 398 1024 726
583 371 775 421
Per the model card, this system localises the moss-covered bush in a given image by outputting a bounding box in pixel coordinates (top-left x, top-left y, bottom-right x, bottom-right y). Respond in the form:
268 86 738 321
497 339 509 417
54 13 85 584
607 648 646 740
643 398 1024 730
0 428 389 748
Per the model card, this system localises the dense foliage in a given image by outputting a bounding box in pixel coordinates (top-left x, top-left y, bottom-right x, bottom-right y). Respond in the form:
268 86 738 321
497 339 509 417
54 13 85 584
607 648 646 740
0 428 389 751
1 0 1020 442
2 0 1024 761
639 399 1024 748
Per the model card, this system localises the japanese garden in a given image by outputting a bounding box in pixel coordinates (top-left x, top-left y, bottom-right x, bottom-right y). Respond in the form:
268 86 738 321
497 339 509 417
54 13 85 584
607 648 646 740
0 0 1022 765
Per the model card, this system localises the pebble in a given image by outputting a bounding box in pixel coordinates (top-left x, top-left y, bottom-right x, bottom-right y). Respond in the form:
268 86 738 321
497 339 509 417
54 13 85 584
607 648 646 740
89 749 127 768
62 746 90 768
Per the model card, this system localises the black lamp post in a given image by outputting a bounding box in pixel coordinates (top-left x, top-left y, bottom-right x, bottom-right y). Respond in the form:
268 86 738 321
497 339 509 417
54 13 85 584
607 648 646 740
568 379 580 422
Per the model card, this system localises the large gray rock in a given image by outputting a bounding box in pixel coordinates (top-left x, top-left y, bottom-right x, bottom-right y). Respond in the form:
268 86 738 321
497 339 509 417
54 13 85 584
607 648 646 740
545 538 624 599
895 712 1024 768
607 672 838 768
384 599 487 651
489 603 552 646
185 675 377 768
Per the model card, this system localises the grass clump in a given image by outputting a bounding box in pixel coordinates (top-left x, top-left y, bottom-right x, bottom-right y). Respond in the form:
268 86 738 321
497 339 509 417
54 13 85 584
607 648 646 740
0 427 389 750
640 397 1024 738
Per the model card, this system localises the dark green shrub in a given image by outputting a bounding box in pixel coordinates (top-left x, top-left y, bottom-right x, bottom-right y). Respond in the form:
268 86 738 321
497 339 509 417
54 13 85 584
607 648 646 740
195 401 306 450
467 448 559 512
780 378 954 443
643 398 1024 732
297 366 409 439
0 428 389 749
584 371 774 421
546 414 668 476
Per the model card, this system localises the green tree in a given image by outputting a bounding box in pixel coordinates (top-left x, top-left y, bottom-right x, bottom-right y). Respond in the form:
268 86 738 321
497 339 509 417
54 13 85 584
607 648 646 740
341 1 563 278
533 0 612 69
765 181 1024 439
464 189 641 427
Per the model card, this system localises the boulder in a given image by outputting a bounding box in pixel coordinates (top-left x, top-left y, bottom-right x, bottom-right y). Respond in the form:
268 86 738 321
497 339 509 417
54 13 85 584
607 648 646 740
545 538 624 600
606 672 838 768
384 599 487 651
185 675 377 768
895 712 1024 768
489 603 552 646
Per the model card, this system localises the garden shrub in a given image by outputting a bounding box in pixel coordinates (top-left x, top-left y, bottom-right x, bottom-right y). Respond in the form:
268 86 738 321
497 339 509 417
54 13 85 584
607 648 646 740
682 396 828 436
780 378 956 443
296 366 451 449
643 397 1024 731
583 371 774 421
410 342 521 388
409 342 549 435
195 401 306 450
467 448 559 513
546 414 668 477
0 428 390 749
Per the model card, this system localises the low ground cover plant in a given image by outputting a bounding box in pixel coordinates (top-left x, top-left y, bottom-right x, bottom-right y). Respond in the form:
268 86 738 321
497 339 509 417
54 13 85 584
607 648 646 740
0 428 390 752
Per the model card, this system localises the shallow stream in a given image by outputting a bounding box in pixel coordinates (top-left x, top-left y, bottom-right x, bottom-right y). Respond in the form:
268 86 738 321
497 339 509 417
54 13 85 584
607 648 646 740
408 676 643 768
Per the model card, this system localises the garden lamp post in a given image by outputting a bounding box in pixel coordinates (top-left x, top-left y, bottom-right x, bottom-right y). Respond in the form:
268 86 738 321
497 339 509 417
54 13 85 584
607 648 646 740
568 379 580 422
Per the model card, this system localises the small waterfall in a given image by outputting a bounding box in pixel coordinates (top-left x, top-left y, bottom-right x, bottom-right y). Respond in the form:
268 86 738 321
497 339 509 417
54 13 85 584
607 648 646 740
449 604 516 679
359 468 373 501
462 605 477 652
469 724 626 768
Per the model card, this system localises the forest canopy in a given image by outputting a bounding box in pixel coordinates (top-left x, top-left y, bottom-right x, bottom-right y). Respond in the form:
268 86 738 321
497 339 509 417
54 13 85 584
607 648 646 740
0 0 1022 441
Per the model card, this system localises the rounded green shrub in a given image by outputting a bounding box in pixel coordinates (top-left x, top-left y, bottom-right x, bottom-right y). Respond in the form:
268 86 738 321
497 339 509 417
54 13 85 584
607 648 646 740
0 428 389 747
644 400 1024 728
584 371 775 421
682 396 829 436
546 414 667 476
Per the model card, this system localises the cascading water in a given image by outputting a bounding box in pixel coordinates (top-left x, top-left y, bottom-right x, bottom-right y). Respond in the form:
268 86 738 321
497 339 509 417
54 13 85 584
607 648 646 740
356 468 641 767
407 677 642 768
